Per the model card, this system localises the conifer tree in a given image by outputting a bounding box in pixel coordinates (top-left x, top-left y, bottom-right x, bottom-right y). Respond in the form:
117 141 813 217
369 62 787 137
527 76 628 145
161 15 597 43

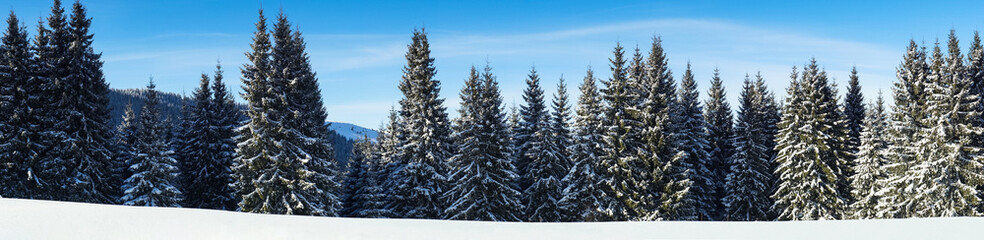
599 43 641 220
0 12 43 198
522 72 567 222
273 12 343 215
552 77 573 170
44 1 116 203
444 66 523 221
673 64 713 220
844 67 865 161
725 74 777 221
120 80 181 207
179 64 237 210
772 60 849 220
878 40 929 218
968 32 984 207
114 103 138 188
703 68 734 220
388 29 452 219
516 67 548 194
29 0 116 203
210 64 240 209
507 104 521 160
342 137 373 217
636 37 680 220
906 34 984 217
179 74 213 208
850 93 888 219
560 68 608 221
372 108 401 218
234 10 333 215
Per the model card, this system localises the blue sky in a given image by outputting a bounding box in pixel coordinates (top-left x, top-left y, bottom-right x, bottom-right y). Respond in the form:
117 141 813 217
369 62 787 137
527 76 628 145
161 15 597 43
4 0 984 128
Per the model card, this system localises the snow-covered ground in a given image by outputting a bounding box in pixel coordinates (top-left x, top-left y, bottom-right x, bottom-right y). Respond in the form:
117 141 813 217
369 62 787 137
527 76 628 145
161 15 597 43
0 198 978 240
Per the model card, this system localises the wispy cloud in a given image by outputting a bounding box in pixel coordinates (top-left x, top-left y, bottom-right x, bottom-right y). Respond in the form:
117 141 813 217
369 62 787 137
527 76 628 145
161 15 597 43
101 18 904 128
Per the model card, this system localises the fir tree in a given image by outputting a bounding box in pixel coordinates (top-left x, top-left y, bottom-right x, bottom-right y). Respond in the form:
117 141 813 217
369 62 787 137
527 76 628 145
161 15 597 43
703 68 734 220
559 68 608 221
850 92 888 219
772 60 849 220
120 80 181 207
444 65 523 221
388 29 452 219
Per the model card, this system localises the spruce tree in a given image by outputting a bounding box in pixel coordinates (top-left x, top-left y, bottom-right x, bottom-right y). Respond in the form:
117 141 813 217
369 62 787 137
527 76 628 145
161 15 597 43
906 34 984 217
76 1 120 202
703 68 734 220
0 12 43 198
673 64 713 220
388 29 452 219
772 60 849 220
599 43 642 220
634 37 685 220
179 73 213 208
120 80 181 207
444 65 523 221
516 67 548 195
522 72 567 222
850 92 888 219
273 12 343 215
968 32 984 210
179 64 237 210
559 68 608 221
373 108 402 218
234 10 333 215
844 66 865 162
725 73 777 221
342 137 373 217
114 103 138 191
31 0 116 203
552 77 573 171
878 40 929 218
350 136 389 218
210 64 240 210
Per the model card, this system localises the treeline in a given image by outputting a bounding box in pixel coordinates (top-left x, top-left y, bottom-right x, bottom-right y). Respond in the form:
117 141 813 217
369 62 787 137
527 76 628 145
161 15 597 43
2 1 983 222
342 31 984 221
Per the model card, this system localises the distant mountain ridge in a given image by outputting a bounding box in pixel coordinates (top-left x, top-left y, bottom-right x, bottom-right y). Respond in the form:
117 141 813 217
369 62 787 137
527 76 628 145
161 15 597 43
329 122 379 141
107 88 377 164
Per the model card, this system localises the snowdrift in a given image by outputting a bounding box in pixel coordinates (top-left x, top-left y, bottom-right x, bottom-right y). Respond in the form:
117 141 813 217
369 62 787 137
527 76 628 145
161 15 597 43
0 198 979 240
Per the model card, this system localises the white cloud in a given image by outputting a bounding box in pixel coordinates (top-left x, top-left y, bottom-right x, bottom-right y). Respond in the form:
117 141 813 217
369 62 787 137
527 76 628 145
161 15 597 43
101 18 906 128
